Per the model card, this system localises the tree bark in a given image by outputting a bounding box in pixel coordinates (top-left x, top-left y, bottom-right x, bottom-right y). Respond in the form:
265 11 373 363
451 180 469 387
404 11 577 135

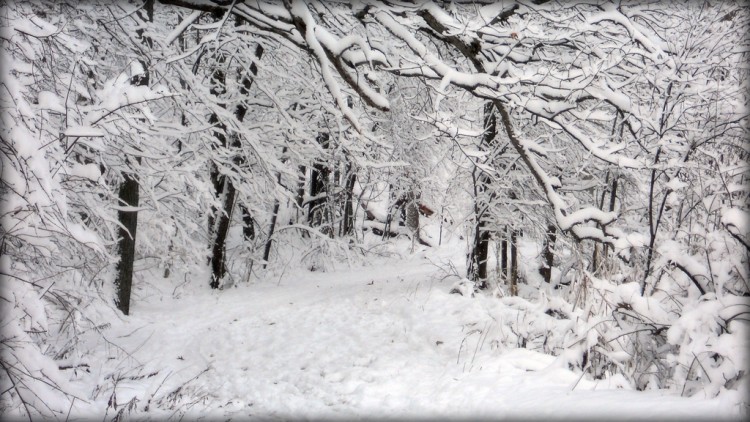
467 102 497 289
599 176 618 274
114 0 153 314
308 133 332 236
510 228 518 296
262 200 279 269
404 188 420 250
263 170 282 269
114 169 140 315
340 163 356 236
467 209 491 289
240 204 255 241
234 41 264 242
501 227 508 282
207 17 264 288
539 224 556 284
591 173 609 274
209 178 236 288
207 42 231 288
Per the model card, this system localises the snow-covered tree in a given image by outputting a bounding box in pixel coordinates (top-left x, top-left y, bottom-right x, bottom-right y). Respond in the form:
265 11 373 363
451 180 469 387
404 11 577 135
2 1 748 418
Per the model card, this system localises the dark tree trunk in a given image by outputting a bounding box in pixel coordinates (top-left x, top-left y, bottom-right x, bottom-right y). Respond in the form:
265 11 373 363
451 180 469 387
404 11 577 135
114 0 152 314
592 173 618 275
539 224 556 283
234 40 264 243
135 0 154 49
207 20 263 288
592 172 610 274
308 133 331 236
383 185 395 240
475 227 491 288
602 177 618 259
501 227 508 282
164 218 177 278
114 168 140 315
642 84 674 294
263 171 282 269
209 179 236 288
468 207 490 289
261 144 289 268
510 228 518 296
296 165 308 238
240 204 255 241
340 164 356 236
296 165 306 212
468 102 497 289
207 65 226 250
262 200 280 269
207 48 230 288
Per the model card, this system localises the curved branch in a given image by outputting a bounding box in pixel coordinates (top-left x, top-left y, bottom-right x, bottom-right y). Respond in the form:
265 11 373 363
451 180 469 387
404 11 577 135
671 261 707 296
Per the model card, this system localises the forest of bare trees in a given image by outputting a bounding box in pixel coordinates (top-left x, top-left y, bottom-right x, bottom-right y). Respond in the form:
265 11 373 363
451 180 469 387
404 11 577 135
1 0 748 419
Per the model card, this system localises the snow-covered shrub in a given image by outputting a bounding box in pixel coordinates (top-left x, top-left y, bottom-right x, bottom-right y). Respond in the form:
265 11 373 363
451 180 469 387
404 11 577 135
1 9 78 417
499 213 748 405
1 2 145 417
554 259 749 402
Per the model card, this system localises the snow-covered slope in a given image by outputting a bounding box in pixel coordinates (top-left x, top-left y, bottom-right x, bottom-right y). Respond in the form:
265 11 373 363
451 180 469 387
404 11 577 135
61 248 742 421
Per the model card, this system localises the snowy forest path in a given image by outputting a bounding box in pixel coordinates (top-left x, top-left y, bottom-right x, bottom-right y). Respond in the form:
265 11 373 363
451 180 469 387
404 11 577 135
122 253 454 417
102 252 737 420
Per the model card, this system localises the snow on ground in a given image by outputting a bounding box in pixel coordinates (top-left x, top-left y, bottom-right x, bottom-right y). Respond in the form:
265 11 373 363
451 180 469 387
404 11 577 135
66 246 742 421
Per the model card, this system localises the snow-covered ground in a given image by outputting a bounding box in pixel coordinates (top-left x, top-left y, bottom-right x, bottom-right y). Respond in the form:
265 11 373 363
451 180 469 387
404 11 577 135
62 245 743 421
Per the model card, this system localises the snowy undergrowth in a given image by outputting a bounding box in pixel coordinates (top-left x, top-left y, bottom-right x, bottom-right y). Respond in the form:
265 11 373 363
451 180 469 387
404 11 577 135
517 241 748 408
25 239 740 421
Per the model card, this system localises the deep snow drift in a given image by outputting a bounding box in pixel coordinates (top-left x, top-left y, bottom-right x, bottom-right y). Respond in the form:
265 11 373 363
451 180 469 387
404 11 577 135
53 243 744 421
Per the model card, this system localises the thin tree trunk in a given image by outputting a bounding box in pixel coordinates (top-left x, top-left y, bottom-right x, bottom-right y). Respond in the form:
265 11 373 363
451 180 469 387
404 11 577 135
262 146 288 268
600 177 618 272
467 169 482 282
468 209 491 289
510 228 518 296
340 163 356 236
642 148 662 295
296 165 306 213
114 0 152 314
262 201 279 269
209 179 236 288
539 224 556 284
501 227 508 283
207 43 230 288
642 82 674 295
308 133 331 235
240 205 255 240
263 172 282 269
207 19 264 288
207 64 226 254
383 186 394 241
296 165 308 237
163 219 176 278
438 206 444 246
592 173 609 274
404 189 420 251
234 41 263 242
